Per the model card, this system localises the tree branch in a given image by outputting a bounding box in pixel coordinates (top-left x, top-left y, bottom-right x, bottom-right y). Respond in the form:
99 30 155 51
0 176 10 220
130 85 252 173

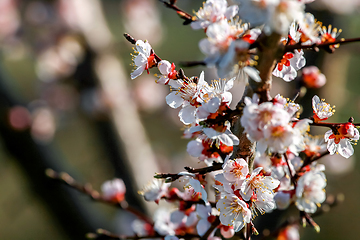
159 0 194 25
285 37 360 53
46 169 153 225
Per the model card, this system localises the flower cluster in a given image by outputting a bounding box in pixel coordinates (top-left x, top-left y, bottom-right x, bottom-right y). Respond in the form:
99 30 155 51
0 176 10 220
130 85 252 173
120 0 360 239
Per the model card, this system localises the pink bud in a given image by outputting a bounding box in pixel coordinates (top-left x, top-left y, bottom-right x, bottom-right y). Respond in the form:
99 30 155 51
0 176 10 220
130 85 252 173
302 66 326 88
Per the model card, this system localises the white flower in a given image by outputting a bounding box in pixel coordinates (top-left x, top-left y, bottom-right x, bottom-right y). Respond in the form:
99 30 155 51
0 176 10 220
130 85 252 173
298 13 322 44
199 19 246 67
241 98 291 142
165 71 209 124
191 0 239 30
216 193 251 232
273 94 300 119
101 178 126 202
139 178 170 203
153 208 177 235
269 0 305 35
303 135 327 157
273 50 305 82
250 188 277 215
324 123 359 158
312 95 333 122
131 40 156 79
223 158 249 189
295 171 326 213
288 119 312 155
240 167 280 201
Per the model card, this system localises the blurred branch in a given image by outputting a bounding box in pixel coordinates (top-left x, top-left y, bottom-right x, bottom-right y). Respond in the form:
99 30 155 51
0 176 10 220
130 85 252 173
71 0 161 215
46 169 154 225
86 228 199 240
260 194 344 239
0 65 107 239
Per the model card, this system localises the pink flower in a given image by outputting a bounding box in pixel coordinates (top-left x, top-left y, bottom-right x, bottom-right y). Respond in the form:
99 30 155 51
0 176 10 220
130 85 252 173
302 66 326 88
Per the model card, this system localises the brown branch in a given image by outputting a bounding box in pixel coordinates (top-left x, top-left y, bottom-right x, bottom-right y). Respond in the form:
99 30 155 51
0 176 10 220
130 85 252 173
159 0 194 25
124 33 137 44
155 162 223 182
46 169 153 225
87 228 199 240
232 32 283 172
285 37 360 53
301 150 330 169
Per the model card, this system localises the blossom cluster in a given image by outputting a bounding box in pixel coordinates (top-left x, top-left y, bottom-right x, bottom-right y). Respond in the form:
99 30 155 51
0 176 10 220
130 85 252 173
117 0 360 239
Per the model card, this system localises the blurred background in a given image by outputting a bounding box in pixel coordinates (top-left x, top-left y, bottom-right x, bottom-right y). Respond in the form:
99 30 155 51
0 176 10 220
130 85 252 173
0 0 359 239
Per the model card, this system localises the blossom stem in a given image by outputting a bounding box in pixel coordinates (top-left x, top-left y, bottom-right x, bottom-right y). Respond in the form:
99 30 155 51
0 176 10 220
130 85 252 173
245 222 252 240
159 0 194 25
301 150 330 169
283 153 296 186
46 169 153 225
123 33 162 63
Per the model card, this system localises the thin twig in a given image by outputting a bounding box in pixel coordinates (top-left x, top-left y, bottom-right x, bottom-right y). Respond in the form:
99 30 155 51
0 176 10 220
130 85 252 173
155 163 223 182
285 37 360 52
46 169 153 224
159 0 194 25
283 153 296 186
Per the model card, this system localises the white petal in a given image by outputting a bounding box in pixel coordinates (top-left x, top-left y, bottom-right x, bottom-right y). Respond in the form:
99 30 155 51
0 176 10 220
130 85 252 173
158 60 171 75
131 65 146 79
225 5 239 19
244 66 261 82
179 105 197 125
206 97 221 113
187 140 204 157
166 91 184 108
338 139 354 158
